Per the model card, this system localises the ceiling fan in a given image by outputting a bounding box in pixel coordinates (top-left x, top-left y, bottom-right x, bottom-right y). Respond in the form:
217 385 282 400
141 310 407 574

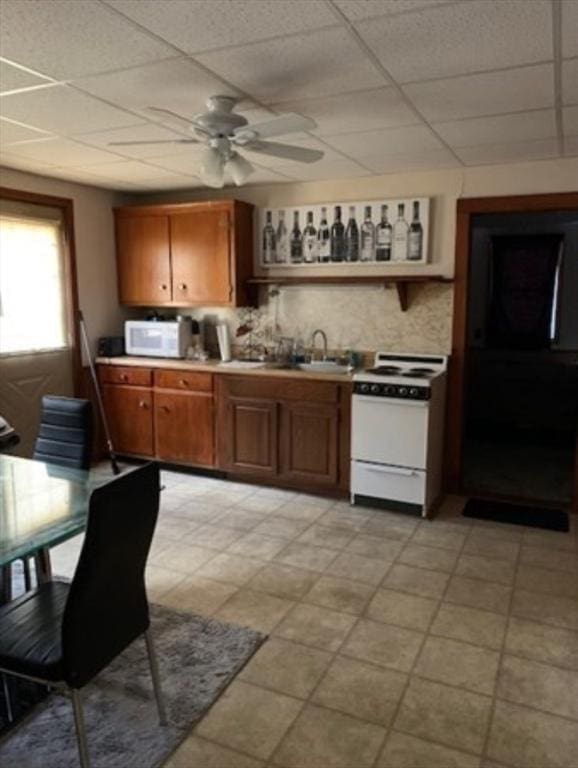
109 95 324 188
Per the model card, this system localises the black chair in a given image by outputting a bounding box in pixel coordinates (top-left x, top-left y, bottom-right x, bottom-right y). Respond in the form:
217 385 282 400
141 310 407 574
33 395 93 469
0 462 166 768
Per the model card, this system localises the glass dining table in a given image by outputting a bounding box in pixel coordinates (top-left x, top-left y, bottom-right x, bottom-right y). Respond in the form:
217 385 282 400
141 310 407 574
0 454 108 603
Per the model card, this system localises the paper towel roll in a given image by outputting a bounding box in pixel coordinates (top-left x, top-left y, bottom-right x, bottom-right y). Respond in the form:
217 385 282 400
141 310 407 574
216 323 232 362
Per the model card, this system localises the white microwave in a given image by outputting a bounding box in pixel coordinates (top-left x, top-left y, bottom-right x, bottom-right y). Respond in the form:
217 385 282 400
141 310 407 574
125 320 192 359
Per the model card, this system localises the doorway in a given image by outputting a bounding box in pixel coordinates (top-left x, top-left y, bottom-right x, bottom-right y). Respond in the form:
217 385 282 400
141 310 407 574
0 188 80 456
446 193 578 514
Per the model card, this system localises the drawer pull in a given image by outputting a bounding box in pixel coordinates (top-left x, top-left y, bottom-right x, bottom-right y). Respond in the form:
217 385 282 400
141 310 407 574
120 374 128 381
139 400 148 409
160 405 170 413
179 378 188 386
178 283 187 291
366 465 415 477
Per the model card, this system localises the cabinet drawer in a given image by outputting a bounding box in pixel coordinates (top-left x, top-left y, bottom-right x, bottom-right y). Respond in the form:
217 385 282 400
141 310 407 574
99 366 152 386
351 461 426 505
154 369 212 392
221 376 339 403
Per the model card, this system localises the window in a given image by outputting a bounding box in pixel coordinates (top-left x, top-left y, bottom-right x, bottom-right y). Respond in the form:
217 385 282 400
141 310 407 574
0 211 69 354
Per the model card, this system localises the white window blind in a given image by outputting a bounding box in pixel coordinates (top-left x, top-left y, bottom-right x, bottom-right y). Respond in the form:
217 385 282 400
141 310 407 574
0 212 69 354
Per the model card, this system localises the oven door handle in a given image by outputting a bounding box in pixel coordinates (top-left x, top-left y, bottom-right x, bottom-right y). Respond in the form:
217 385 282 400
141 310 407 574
352 395 428 407
363 464 416 477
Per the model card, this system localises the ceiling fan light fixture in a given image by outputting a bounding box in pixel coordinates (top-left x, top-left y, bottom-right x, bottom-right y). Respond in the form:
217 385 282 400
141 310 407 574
199 146 225 188
228 152 254 186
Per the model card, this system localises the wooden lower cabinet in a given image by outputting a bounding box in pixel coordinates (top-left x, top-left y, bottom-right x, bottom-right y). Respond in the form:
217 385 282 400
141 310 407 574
101 383 154 457
280 401 338 486
221 397 278 476
154 390 214 466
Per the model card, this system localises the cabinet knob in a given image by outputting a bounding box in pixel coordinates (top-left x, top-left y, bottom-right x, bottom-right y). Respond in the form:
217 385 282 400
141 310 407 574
178 283 187 291
139 400 148 409
120 374 128 381
161 405 170 412
160 284 167 290
180 378 188 386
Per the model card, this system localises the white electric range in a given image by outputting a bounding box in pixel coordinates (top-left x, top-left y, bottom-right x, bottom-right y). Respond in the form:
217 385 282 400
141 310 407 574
351 352 448 518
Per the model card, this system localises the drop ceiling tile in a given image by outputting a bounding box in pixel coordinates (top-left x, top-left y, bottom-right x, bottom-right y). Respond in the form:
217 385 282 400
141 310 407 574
562 0 578 58
268 157 370 181
73 58 246 125
144 148 206 175
562 59 578 105
404 63 554 122
563 106 578 136
357 0 552 83
196 27 387 104
0 85 144 134
0 137 126 167
28 166 143 190
134 176 205 191
0 59 55 94
0 117 52 145
76 159 196 182
0 151 58 172
456 138 559 166
357 147 460 174
106 0 336 53
334 0 451 21
272 88 420 136
73 123 195 159
0 0 175 80
240 167 294 185
433 109 558 148
323 124 445 159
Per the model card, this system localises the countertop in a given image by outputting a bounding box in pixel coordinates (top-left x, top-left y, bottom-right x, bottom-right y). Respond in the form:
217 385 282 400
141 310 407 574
95 356 355 383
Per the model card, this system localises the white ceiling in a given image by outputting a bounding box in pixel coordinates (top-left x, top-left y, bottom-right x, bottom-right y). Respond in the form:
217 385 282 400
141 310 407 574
0 0 576 192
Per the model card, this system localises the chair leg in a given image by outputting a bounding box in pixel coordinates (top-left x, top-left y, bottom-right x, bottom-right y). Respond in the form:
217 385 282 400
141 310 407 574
71 689 90 768
23 558 32 591
2 674 13 723
34 548 52 584
144 628 167 726
0 565 12 604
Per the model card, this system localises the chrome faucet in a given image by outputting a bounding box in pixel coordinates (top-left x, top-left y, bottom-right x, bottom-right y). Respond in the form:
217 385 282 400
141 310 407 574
311 329 328 360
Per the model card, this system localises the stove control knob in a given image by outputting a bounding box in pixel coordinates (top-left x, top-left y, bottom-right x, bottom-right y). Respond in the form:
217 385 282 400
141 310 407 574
398 387 408 397
370 384 381 395
359 383 370 394
409 387 419 398
384 385 395 396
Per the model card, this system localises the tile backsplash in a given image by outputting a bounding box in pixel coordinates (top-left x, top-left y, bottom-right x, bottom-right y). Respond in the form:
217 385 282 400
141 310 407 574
185 282 453 357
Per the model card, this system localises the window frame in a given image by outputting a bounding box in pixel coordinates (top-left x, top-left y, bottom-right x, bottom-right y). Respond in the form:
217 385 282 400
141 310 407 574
0 187 81 395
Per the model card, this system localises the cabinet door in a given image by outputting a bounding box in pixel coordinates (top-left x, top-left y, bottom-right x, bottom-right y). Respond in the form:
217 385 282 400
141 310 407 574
221 397 278 476
280 402 339 486
154 391 214 466
101 384 153 456
170 210 231 305
115 215 171 304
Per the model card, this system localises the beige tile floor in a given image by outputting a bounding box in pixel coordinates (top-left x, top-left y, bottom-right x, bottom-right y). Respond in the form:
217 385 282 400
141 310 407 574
52 468 578 768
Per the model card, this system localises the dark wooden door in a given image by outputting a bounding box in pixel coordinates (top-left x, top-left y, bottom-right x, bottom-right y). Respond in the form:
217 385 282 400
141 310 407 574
280 401 338 486
101 384 154 456
221 396 278 475
170 210 232 305
115 215 171 305
154 391 214 466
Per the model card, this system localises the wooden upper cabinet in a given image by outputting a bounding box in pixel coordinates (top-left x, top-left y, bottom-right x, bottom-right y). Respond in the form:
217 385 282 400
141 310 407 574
114 200 254 307
115 215 171 305
170 209 231 305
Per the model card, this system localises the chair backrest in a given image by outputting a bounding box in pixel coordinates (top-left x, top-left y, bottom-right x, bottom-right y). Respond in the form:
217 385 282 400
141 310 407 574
62 462 160 688
33 395 93 469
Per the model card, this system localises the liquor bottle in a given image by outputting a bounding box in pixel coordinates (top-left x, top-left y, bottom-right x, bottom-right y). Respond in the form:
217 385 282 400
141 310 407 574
276 209 288 264
262 210 276 264
393 203 409 261
345 205 359 262
408 201 423 261
330 205 345 262
360 205 375 261
290 210 303 264
317 206 330 263
303 211 317 263
375 204 392 261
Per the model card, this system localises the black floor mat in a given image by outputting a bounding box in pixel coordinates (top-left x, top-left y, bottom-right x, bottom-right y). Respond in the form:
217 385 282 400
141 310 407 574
463 498 570 532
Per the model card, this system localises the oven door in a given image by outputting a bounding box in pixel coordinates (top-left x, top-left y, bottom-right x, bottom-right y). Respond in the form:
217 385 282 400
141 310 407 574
351 394 428 469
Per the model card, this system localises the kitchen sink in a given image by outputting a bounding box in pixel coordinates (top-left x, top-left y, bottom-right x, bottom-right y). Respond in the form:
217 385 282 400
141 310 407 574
297 361 351 374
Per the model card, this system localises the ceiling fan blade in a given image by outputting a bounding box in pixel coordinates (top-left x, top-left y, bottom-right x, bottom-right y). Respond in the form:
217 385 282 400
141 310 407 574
109 139 200 146
234 112 316 141
147 106 195 127
245 140 324 164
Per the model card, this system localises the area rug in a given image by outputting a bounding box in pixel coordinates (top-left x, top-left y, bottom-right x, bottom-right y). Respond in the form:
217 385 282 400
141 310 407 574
0 604 265 768
462 497 570 532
